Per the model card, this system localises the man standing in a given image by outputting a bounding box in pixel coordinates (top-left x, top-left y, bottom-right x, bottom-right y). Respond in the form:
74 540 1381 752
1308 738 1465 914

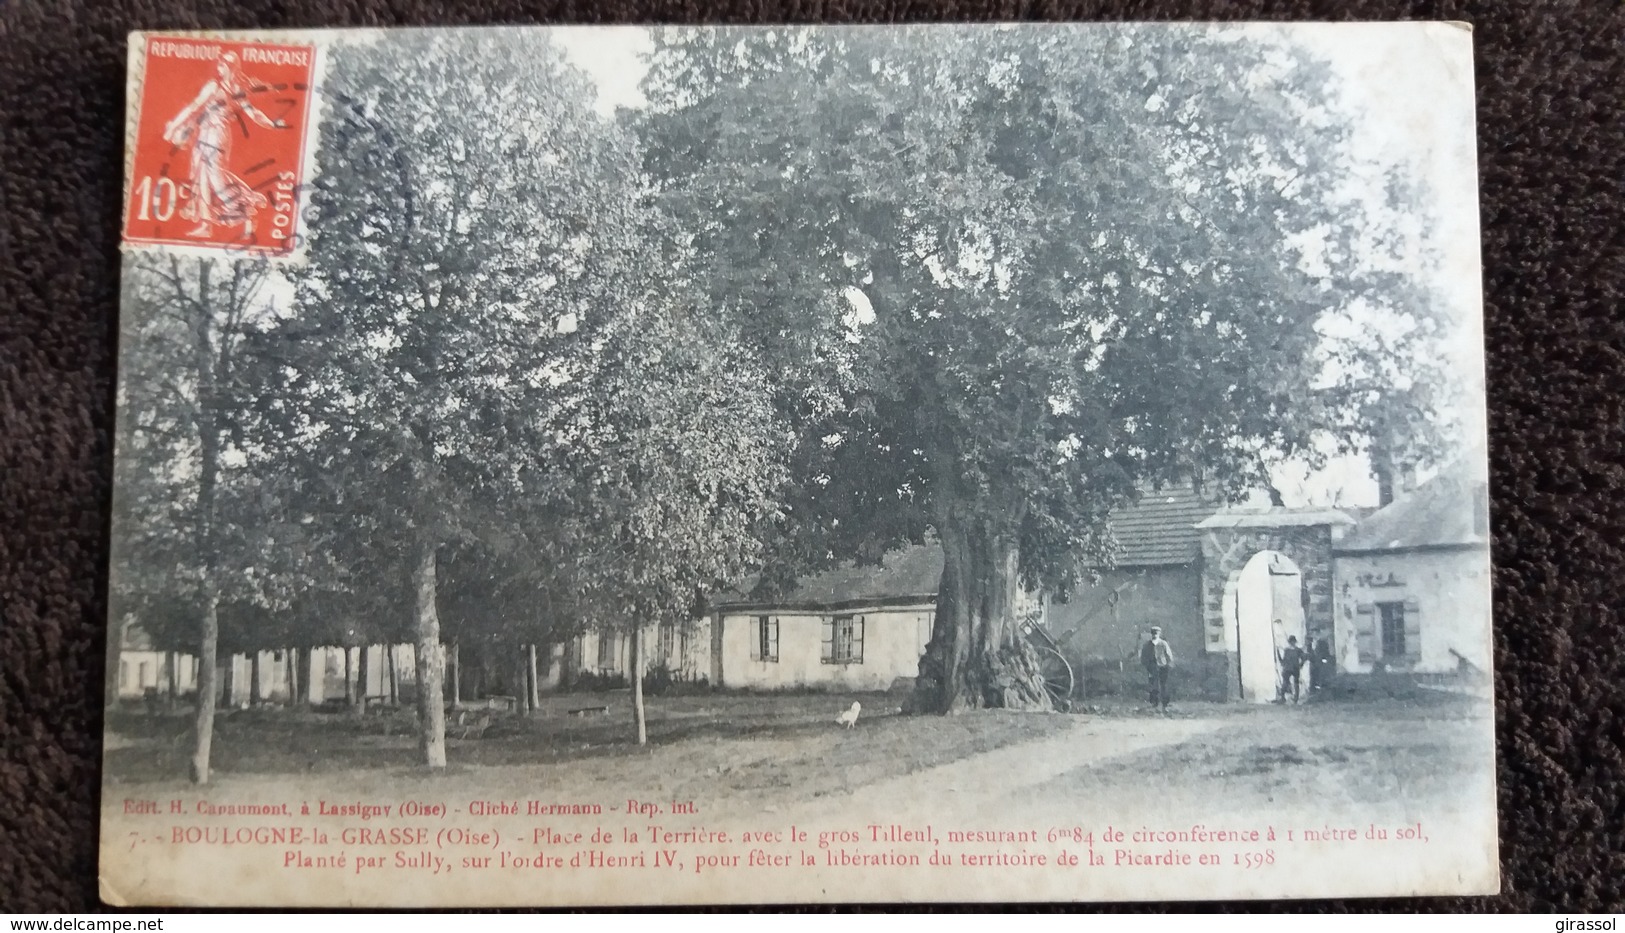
1310 636 1334 697
1279 634 1309 705
1140 626 1174 713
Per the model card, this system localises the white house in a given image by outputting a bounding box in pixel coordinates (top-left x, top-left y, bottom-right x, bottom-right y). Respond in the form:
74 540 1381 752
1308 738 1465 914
707 545 943 692
568 619 715 686
1331 460 1493 679
113 624 198 699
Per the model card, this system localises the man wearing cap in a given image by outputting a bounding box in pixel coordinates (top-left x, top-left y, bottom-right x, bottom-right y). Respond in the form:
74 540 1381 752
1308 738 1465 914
1140 626 1175 713
1278 634 1309 705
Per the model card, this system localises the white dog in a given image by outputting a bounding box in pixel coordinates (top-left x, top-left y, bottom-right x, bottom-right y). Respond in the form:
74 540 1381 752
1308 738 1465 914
836 701 862 729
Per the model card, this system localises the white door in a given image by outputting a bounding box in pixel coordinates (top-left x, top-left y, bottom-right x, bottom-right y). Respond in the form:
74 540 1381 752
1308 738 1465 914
1234 551 1305 702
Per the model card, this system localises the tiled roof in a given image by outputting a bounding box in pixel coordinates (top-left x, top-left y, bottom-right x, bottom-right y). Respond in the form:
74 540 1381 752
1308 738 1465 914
715 544 943 610
1101 482 1222 567
1334 464 1490 552
720 483 1225 609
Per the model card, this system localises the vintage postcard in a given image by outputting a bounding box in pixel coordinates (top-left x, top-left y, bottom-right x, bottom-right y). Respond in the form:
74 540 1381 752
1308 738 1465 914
101 22 1495 906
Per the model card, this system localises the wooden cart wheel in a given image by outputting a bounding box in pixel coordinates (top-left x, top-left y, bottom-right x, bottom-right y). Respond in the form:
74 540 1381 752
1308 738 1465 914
1036 644 1075 710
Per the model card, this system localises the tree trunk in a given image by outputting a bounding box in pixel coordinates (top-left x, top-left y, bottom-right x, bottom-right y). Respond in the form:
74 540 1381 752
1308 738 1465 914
307 648 321 705
914 513 1051 714
630 627 647 746
220 652 236 709
387 644 400 706
526 644 541 710
249 651 262 708
189 594 220 784
354 646 369 716
413 537 448 769
285 647 299 707
166 651 178 707
450 641 461 709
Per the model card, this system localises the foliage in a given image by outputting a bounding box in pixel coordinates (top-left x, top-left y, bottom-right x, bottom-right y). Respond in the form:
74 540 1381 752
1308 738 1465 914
638 26 1458 709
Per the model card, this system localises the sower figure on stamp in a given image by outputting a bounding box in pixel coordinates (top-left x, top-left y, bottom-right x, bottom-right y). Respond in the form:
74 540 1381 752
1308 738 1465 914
1278 634 1309 705
162 51 287 239
1140 626 1174 714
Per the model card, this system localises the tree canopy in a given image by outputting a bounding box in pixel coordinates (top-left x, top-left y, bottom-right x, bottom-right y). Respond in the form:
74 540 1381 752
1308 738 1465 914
637 25 1458 709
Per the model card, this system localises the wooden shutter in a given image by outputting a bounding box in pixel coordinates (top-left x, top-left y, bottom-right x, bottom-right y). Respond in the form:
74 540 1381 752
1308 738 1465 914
853 616 865 664
1403 598 1422 663
1354 603 1377 664
749 616 760 661
821 617 834 663
767 619 778 662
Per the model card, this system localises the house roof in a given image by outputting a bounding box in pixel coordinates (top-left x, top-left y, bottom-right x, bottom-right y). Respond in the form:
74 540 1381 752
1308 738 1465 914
1101 482 1224 567
718 483 1231 612
713 544 943 612
1334 465 1491 553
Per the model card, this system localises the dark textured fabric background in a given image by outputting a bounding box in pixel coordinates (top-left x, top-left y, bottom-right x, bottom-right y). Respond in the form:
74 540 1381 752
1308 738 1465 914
2 0 1622 913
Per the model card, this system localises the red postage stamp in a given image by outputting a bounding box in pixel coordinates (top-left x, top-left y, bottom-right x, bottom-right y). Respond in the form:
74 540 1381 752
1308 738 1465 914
123 36 318 256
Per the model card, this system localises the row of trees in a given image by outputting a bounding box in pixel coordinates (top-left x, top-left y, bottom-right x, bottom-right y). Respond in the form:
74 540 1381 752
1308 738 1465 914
109 26 1458 782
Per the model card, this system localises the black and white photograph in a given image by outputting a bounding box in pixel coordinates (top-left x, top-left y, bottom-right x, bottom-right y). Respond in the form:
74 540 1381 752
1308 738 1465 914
100 22 1494 906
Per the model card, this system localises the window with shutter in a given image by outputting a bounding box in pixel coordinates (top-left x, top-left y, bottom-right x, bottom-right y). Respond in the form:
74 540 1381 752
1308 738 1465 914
757 616 778 663
597 634 616 669
658 624 676 665
826 615 862 664
1354 603 1377 664
1402 598 1422 663
820 617 834 663
1377 602 1408 662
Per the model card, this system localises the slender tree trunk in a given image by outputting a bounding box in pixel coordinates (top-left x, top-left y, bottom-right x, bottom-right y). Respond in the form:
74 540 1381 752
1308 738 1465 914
354 646 369 716
450 641 461 709
285 647 299 706
174 255 262 782
630 627 647 746
189 594 220 784
220 652 235 709
387 644 399 706
515 650 531 712
527 644 541 709
166 651 178 707
343 647 354 708
413 537 448 768
914 508 1051 714
306 648 321 705
250 651 263 707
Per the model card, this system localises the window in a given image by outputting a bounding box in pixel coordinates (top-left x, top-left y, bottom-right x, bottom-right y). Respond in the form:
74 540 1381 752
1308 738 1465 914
658 623 677 665
822 615 865 664
138 661 150 687
755 616 778 662
1378 603 1406 659
597 634 617 669
119 661 129 688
